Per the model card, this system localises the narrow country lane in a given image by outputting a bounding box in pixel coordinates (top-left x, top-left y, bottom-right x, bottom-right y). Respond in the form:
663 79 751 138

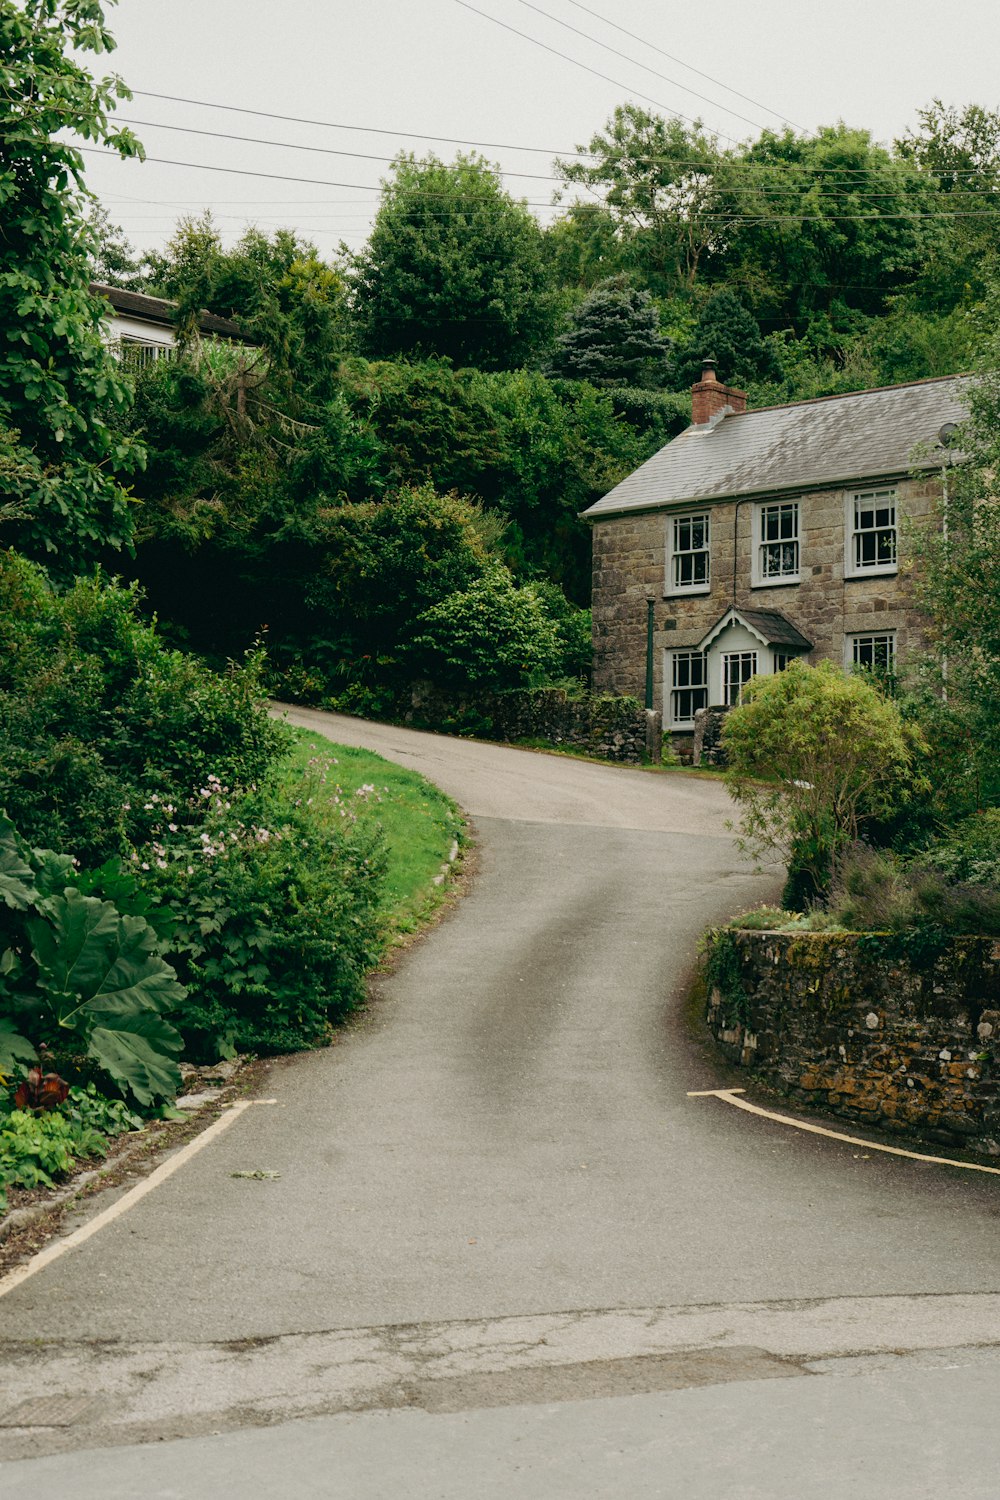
1 711 999 1496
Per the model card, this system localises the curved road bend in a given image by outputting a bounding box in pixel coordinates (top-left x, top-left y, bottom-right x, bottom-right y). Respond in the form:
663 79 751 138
1 709 999 1492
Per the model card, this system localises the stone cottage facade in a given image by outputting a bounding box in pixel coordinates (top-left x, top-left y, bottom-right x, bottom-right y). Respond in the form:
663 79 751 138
583 364 968 744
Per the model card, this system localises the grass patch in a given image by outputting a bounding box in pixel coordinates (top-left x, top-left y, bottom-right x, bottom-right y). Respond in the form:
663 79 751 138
282 728 464 935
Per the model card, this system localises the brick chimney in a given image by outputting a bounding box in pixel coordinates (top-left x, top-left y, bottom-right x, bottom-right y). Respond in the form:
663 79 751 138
691 358 746 425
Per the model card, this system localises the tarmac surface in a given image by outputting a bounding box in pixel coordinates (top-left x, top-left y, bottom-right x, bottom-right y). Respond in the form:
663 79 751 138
1 710 998 1491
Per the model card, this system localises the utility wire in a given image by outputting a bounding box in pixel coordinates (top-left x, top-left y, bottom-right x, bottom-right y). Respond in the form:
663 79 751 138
131 89 595 159
561 0 802 130
77 147 1000 219
449 0 741 145
84 137 1000 206
114 117 559 181
122 90 1000 184
509 0 768 132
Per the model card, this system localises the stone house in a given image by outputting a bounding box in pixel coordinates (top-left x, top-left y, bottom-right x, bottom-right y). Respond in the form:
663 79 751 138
583 363 968 747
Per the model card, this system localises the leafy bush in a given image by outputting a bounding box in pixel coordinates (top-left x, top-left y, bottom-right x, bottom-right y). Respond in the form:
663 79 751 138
825 843 1000 937
723 660 924 907
0 814 185 1106
920 809 1000 887
132 773 387 1060
0 551 289 863
0 1109 108 1209
409 568 563 692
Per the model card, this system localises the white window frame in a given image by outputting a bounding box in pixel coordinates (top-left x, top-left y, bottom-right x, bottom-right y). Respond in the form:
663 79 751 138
845 488 898 577
846 631 896 676
752 500 800 587
722 650 758 707
667 649 708 729
666 511 711 596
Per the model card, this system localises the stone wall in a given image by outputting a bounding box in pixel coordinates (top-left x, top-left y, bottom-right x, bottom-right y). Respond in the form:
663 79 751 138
407 684 656 764
591 474 940 714
705 929 1000 1152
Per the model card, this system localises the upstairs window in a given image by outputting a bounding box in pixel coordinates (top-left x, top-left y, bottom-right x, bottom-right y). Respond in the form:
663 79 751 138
848 489 897 575
754 501 800 585
668 512 711 594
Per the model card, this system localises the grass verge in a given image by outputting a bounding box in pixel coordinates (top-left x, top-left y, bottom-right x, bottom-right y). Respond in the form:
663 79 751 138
280 727 465 937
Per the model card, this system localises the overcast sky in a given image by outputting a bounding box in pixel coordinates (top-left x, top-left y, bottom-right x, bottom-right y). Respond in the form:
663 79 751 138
80 0 1000 262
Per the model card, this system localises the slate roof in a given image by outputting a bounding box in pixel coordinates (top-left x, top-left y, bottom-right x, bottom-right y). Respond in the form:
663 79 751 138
723 608 812 651
91 282 249 341
584 375 969 520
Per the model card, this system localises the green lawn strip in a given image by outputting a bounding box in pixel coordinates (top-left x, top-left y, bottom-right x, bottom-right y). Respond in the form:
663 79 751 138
282 728 464 935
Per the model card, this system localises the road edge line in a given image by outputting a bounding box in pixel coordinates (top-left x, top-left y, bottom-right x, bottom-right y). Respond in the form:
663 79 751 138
0 1099 278 1300
688 1088 1000 1176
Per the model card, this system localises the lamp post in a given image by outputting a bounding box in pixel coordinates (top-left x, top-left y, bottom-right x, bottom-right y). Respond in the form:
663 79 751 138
644 595 655 711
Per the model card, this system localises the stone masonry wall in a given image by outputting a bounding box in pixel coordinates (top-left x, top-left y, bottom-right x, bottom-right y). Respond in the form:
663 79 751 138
591 474 940 712
407 683 656 764
706 929 1000 1152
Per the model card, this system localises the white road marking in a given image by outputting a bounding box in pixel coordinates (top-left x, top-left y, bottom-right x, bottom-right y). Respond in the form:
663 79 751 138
0 1099 278 1300
688 1088 1000 1176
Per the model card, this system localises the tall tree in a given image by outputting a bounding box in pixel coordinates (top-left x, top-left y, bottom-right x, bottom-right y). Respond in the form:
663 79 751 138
671 289 776 389
556 107 724 297
0 0 144 569
351 154 555 370
546 276 670 387
715 126 940 344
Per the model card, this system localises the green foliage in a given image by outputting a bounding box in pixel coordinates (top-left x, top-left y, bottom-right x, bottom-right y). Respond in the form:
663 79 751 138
133 772 387 1060
0 0 145 571
0 550 289 863
557 107 722 296
671 290 778 389
906 341 1000 812
409 567 563 692
0 813 185 1105
920 809 1000 887
546 276 670 388
703 929 750 1024
352 153 555 369
0 1108 107 1207
723 660 922 906
827 844 1000 938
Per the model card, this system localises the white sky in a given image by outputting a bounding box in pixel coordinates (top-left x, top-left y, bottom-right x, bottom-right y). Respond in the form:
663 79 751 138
79 0 1000 262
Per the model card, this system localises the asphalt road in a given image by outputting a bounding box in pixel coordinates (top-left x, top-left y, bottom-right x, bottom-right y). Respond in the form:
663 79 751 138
1 710 998 1491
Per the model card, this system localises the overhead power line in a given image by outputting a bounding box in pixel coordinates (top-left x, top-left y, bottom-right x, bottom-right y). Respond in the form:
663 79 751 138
509 0 768 132
131 90 595 159
561 0 802 130
77 147 1000 219
449 0 741 145
123 90 1000 184
114 117 559 181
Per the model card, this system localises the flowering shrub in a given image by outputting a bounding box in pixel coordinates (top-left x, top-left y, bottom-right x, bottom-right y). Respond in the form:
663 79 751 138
134 770 388 1060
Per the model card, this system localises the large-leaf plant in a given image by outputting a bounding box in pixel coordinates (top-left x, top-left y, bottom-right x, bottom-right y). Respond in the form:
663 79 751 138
0 814 184 1104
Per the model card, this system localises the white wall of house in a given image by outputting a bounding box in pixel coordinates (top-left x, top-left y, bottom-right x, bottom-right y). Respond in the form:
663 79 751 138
103 311 176 350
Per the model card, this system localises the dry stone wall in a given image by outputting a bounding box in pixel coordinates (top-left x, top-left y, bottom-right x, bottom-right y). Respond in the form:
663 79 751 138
407 684 656 764
706 929 1000 1153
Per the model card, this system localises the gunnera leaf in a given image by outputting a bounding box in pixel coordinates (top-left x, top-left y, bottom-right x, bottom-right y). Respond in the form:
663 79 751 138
88 1012 183 1106
29 891 186 1017
0 813 37 911
0 1017 37 1075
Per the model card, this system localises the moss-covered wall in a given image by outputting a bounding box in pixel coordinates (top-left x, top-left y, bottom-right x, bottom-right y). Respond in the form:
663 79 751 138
706 929 1000 1153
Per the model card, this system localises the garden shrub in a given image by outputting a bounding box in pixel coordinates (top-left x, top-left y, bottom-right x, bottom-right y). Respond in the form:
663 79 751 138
132 773 388 1060
0 550 289 862
408 567 563 692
